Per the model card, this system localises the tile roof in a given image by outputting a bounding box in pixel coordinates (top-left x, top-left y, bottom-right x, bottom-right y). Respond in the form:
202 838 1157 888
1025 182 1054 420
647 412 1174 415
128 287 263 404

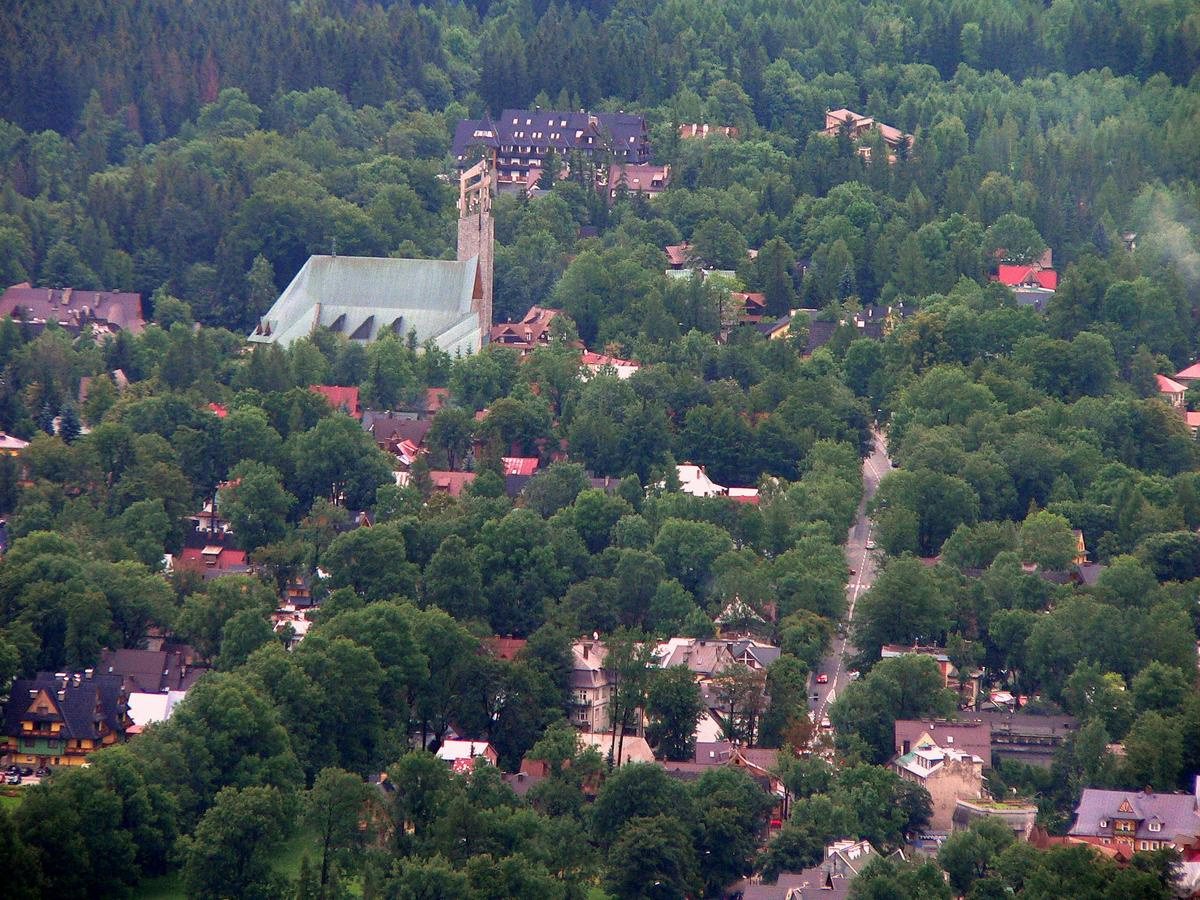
310 385 362 419
364 412 432 447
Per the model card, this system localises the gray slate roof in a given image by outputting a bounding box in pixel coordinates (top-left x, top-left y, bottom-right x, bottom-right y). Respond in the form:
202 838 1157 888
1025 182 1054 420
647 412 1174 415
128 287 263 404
249 255 482 355
1070 788 1200 842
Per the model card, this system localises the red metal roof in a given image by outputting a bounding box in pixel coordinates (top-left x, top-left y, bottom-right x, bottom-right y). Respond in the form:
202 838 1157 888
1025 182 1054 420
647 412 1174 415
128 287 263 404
502 457 539 476
1157 374 1187 393
207 402 228 418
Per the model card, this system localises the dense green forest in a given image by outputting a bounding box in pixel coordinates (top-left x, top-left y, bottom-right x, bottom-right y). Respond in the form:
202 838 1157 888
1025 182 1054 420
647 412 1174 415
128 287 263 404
0 0 1198 898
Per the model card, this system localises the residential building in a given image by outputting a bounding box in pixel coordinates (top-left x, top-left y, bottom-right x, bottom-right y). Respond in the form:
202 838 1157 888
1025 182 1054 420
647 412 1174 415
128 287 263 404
656 638 736 678
605 162 670 199
0 282 145 338
452 109 650 190
436 739 498 774
99 647 205 695
0 432 29 456
1069 784 1200 858
731 839 884 900
676 463 760 503
881 644 982 706
2 670 128 768
363 412 432 455
1157 374 1187 409
891 738 986 831
580 350 640 380
894 720 992 768
581 732 654 766
678 123 739 140
489 305 562 354
310 385 362 420
570 639 613 732
821 109 912 162
250 164 492 352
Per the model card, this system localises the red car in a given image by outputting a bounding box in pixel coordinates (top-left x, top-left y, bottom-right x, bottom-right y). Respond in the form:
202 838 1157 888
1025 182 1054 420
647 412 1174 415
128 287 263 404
816 674 829 684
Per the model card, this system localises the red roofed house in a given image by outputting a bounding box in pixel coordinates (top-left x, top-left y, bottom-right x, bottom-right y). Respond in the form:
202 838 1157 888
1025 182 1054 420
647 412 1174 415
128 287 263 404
996 265 1058 291
436 739 498 769
502 457 539 476
580 351 641 380
207 402 228 418
310 385 362 419
1157 374 1187 409
730 291 768 324
1172 362 1200 384
665 243 693 270
177 545 248 576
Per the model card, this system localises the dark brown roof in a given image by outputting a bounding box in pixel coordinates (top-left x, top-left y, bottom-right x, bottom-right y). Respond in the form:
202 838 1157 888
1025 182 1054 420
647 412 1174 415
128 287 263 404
363 412 432 447
0 283 144 335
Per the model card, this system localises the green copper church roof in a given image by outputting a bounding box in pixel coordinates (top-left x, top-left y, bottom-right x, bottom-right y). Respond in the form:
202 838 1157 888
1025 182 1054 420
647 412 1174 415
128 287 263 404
249 254 482 355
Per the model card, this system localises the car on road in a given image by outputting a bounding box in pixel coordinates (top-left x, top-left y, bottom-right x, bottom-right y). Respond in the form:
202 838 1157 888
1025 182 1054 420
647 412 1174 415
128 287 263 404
5 773 21 785
816 673 829 684
865 539 876 549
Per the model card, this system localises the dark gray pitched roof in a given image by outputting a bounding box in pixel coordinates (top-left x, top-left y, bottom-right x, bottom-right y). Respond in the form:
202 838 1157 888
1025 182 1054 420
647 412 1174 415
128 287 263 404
3 671 125 742
1070 789 1200 842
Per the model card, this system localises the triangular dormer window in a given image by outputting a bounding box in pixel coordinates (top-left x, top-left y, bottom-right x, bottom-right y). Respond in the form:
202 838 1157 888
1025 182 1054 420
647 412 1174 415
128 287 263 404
1118 799 1134 814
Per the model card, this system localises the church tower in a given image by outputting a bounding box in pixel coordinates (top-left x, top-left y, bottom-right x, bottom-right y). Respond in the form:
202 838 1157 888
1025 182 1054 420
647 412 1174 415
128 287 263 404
457 158 494 340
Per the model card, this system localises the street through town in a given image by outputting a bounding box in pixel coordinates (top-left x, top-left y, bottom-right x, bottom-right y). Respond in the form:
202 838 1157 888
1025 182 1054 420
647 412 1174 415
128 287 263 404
808 429 893 728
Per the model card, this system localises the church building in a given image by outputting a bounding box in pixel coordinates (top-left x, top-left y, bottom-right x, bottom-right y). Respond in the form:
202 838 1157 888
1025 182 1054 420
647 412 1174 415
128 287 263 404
249 161 494 355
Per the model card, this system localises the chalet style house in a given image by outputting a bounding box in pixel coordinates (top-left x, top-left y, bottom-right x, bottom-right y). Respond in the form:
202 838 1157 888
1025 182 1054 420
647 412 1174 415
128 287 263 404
821 109 912 162
2 670 128 768
1069 785 1200 860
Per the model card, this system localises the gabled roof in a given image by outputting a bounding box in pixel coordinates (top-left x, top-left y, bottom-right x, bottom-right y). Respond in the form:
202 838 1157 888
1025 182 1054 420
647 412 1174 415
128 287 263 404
1157 373 1187 394
501 457 539 476
1070 789 1200 842
311 385 362 419
1173 362 1200 381
249 255 482 355
3 671 126 742
996 265 1058 290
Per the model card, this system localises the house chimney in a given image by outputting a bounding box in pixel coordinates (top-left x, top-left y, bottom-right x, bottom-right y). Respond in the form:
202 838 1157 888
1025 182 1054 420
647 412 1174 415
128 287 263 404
28 689 36 698
582 644 589 659
84 668 93 679
56 690 65 701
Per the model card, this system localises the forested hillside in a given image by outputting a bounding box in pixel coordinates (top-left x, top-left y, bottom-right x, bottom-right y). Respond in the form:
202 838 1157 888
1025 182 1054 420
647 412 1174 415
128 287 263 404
0 0 1197 898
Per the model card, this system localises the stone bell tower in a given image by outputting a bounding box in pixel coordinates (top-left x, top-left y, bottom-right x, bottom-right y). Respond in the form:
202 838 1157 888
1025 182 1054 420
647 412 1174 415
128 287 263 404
457 158 494 338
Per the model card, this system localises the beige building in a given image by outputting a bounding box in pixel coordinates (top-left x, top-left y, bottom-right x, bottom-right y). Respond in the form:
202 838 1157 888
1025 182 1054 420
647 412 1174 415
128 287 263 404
892 737 985 831
570 640 613 732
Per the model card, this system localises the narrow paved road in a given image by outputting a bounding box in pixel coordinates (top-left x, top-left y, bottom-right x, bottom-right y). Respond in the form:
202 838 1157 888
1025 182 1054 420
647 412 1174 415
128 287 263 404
809 429 893 727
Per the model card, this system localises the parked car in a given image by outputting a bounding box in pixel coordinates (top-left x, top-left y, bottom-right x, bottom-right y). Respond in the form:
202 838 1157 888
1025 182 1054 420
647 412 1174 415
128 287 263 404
848 670 861 681
816 673 829 684
865 539 876 550
19 767 32 777
33 768 49 778
6 773 21 785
